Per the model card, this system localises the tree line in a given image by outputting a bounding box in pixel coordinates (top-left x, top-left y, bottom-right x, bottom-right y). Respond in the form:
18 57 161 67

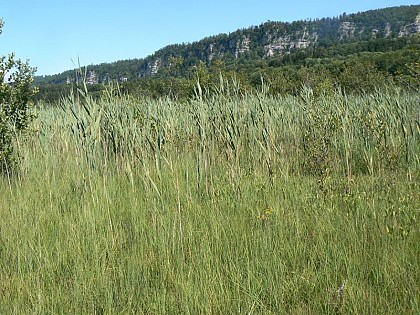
33 35 419 103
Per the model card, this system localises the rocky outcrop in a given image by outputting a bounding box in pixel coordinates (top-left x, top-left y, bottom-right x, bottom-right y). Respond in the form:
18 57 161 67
235 36 251 58
385 23 392 37
86 70 98 85
208 43 216 61
339 22 356 40
399 12 420 36
264 28 318 57
140 58 163 77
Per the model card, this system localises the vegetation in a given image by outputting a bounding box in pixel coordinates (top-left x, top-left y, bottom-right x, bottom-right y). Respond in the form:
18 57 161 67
1 80 419 313
1 5 419 314
33 5 420 103
0 19 37 174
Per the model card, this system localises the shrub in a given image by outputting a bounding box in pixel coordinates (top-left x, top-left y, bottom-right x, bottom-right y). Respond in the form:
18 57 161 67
0 19 37 174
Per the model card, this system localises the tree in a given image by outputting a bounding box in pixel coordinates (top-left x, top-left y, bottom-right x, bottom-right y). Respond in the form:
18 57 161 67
0 19 37 174
335 57 390 93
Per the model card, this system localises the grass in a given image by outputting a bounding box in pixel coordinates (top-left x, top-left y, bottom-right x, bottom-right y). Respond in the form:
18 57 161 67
0 84 419 314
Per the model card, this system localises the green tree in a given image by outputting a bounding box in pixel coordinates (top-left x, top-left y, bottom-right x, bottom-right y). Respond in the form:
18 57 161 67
337 59 389 93
0 19 37 174
168 56 184 77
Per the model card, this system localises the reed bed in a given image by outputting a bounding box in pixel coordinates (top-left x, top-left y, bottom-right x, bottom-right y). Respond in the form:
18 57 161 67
0 84 418 314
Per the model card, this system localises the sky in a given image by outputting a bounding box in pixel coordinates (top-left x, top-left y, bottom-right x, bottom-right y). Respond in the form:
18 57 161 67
1 0 418 76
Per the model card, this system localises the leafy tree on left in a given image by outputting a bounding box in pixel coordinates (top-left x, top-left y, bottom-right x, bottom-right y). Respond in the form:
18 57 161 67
0 19 37 174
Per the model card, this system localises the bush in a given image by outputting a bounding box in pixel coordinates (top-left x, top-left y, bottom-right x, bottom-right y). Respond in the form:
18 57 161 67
0 20 37 174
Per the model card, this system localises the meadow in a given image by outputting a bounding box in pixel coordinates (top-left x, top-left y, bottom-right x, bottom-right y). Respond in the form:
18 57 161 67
0 82 418 314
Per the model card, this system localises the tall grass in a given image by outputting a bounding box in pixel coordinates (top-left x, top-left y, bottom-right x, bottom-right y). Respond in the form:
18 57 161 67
0 82 418 314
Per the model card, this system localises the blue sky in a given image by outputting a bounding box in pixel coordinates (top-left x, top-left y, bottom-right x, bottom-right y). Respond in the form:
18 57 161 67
1 0 418 75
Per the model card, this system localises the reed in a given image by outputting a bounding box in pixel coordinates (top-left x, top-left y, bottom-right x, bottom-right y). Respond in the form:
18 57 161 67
0 82 418 314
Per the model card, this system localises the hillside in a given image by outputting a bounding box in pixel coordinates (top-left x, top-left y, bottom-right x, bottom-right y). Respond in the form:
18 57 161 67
34 5 420 86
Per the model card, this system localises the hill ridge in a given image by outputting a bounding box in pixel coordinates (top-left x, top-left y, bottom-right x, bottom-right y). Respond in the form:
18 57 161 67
34 5 420 85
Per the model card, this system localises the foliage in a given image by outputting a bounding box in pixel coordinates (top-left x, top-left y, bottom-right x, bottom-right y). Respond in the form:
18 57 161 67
34 35 420 101
1 86 418 313
34 6 420 87
0 21 37 173
397 59 420 91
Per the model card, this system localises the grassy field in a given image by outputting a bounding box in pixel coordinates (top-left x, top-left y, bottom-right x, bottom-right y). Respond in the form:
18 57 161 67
0 84 419 314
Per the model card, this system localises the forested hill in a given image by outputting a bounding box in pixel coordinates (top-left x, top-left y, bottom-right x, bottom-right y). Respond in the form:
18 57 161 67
34 5 420 85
